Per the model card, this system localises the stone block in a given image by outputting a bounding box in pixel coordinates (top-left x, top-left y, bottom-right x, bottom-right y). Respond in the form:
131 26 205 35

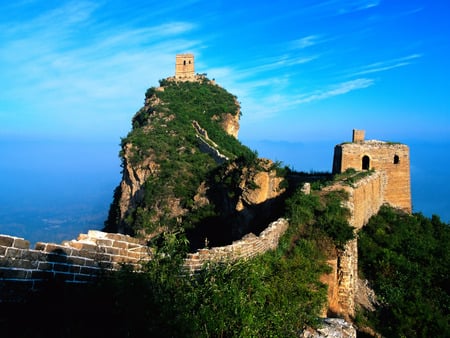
80 266 100 276
104 246 120 255
112 240 128 249
53 263 70 273
38 261 53 271
67 256 87 266
69 242 97 252
5 247 23 259
0 267 29 279
13 238 30 249
77 249 97 260
30 270 54 280
14 259 39 270
94 239 113 247
21 250 45 261
0 235 15 247
46 252 69 263
74 273 96 283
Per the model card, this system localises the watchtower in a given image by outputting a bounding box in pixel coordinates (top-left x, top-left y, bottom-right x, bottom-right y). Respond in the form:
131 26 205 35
175 53 195 80
332 129 411 213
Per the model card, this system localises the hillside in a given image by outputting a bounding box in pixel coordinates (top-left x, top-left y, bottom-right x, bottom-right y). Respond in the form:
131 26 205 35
103 76 288 250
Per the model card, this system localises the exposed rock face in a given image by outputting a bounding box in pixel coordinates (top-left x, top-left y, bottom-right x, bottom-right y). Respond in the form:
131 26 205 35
117 143 159 233
105 77 286 244
220 112 240 138
301 318 357 338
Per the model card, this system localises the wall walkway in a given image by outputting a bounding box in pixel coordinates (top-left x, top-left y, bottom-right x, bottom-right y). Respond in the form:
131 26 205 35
0 218 288 301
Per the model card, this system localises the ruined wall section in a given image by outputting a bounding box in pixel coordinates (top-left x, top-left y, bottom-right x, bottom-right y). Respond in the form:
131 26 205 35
323 171 386 318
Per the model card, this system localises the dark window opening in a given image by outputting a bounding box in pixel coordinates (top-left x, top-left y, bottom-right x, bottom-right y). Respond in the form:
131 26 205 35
183 60 186 65
394 155 400 164
362 155 370 170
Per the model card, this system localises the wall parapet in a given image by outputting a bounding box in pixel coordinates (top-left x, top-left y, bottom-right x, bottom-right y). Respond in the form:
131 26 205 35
1 218 289 301
184 218 289 273
0 231 152 301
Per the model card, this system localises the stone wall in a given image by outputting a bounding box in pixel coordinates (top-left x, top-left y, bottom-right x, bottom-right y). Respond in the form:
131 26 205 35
0 231 151 301
0 218 288 301
185 218 289 273
323 171 386 318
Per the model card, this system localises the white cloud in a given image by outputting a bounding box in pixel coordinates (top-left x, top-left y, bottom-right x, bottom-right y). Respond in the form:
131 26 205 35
349 54 422 76
293 78 374 104
291 35 322 49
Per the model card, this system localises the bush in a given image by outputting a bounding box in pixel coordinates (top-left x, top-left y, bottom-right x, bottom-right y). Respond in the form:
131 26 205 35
358 206 450 337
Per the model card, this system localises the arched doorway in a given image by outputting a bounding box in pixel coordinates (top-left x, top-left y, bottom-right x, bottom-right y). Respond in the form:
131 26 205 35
362 155 370 170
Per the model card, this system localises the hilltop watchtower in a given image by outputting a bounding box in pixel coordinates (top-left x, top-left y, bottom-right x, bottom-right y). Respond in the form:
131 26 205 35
175 53 195 80
332 129 411 213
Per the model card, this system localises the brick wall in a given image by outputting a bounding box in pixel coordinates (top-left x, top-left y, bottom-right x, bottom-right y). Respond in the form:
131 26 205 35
0 218 288 301
184 218 289 273
0 231 152 301
323 171 386 319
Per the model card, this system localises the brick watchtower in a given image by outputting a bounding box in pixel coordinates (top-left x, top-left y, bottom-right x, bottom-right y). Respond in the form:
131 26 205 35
175 53 195 80
332 129 412 213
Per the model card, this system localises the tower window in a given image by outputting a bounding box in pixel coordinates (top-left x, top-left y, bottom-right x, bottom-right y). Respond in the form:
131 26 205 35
394 155 400 164
362 155 370 170
183 60 186 65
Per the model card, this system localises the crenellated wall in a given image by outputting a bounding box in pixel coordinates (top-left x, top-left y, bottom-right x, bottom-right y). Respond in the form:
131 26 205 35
0 231 152 301
184 218 288 273
0 218 288 301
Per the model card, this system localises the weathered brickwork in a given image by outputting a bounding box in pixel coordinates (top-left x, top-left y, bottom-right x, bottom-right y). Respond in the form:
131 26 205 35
0 231 152 301
0 218 288 301
333 130 411 213
322 171 386 318
184 218 289 273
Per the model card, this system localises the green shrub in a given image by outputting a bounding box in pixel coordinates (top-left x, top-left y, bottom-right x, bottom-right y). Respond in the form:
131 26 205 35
358 206 450 337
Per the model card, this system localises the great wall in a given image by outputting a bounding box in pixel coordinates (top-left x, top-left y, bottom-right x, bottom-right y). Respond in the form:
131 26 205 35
0 54 412 322
0 129 411 321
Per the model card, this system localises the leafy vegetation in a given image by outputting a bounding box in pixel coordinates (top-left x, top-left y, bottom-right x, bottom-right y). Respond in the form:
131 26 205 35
3 189 337 338
358 206 450 337
285 188 354 250
106 78 259 236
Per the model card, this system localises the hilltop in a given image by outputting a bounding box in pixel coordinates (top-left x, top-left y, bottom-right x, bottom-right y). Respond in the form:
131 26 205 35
103 74 289 250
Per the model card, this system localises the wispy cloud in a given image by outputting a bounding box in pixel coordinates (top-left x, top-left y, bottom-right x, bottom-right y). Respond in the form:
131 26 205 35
0 1 201 138
349 54 422 76
293 78 374 104
290 35 323 49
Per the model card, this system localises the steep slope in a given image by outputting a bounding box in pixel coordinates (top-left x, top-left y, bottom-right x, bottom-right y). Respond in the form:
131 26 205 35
104 76 287 248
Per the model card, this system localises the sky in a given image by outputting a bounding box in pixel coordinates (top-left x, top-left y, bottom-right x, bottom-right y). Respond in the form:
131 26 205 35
0 0 449 242
1 0 449 144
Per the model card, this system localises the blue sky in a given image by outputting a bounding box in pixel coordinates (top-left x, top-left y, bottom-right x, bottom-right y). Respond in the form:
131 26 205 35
1 0 449 144
1 1 450 241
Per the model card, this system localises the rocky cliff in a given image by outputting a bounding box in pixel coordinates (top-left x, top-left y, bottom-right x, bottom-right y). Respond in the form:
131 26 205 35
104 76 287 249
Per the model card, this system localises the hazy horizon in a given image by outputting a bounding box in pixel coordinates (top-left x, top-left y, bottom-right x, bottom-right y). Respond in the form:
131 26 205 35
1 0 448 245
1 136 448 246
